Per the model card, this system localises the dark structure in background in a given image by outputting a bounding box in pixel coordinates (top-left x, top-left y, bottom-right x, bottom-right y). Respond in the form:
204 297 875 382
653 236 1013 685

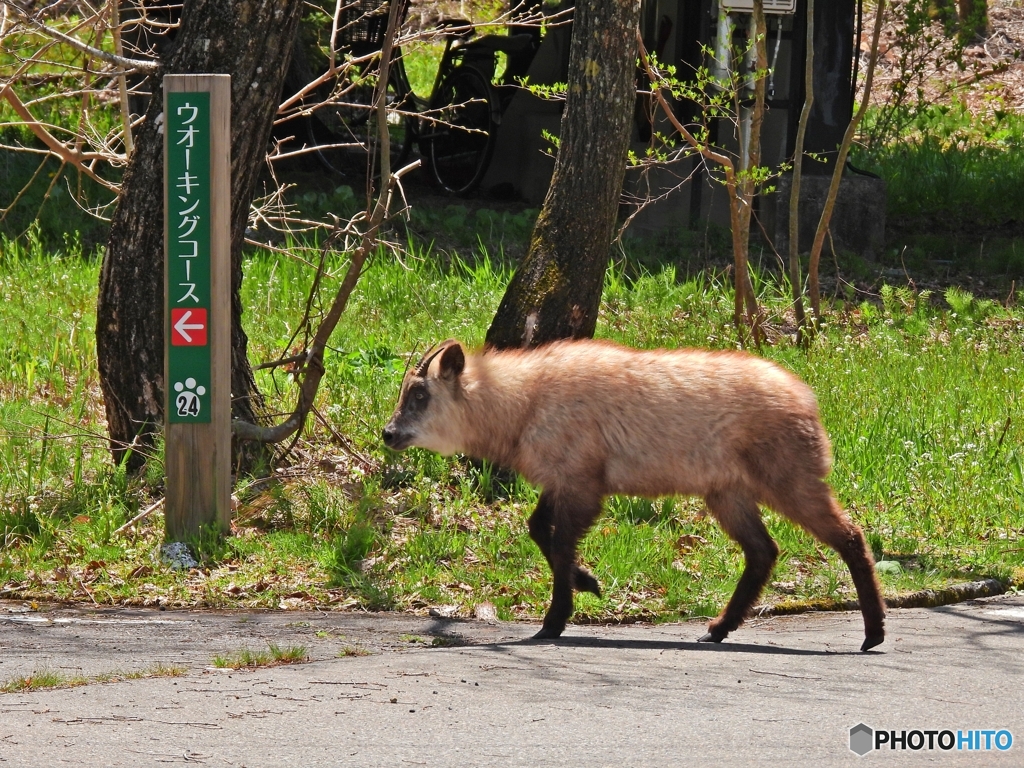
119 0 882 258
795 0 856 173
483 0 885 258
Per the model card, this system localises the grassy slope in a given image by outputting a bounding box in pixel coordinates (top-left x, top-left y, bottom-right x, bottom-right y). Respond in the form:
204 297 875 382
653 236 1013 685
852 105 1024 275
2 0 1020 625
1 230 1022 622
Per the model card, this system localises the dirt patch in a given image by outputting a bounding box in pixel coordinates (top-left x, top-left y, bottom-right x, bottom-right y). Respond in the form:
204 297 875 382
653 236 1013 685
868 0 1024 113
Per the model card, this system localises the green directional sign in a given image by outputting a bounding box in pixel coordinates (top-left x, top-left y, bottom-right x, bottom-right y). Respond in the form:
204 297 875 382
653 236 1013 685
166 91 212 423
163 74 231 542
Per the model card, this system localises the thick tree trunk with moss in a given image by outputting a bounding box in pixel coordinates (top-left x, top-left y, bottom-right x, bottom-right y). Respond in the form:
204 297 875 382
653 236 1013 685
485 0 641 349
97 0 304 470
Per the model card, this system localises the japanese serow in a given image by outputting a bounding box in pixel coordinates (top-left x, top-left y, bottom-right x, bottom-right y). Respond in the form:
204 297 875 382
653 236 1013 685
383 339 885 651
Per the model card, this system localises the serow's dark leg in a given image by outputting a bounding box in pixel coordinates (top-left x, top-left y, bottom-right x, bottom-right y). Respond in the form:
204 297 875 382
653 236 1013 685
528 492 601 601
530 492 603 640
778 480 886 652
816 521 886 651
699 492 778 644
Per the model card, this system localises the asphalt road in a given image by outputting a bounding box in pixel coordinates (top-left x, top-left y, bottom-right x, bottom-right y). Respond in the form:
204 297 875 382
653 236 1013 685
1 595 1022 766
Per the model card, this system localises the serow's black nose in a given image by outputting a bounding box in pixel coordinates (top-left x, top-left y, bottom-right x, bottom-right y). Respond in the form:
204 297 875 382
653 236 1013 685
382 426 395 447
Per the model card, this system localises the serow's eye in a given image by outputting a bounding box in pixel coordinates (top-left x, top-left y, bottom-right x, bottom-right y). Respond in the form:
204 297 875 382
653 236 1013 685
415 391 425 401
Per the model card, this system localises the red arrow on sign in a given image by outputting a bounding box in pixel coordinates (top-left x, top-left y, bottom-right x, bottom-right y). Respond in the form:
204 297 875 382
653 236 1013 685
171 308 208 346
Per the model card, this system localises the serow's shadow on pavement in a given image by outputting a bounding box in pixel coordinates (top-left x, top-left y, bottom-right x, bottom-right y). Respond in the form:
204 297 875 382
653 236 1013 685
515 635 861 656
422 617 863 656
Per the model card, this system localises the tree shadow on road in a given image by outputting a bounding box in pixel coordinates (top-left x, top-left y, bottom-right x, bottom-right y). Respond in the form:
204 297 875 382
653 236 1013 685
930 601 1024 651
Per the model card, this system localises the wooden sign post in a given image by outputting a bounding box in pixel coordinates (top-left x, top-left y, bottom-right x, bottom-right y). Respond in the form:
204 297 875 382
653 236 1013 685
164 74 231 541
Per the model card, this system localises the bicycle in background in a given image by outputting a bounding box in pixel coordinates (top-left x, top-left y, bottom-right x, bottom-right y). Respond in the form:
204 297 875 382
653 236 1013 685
304 0 537 195
296 0 417 179
415 18 535 193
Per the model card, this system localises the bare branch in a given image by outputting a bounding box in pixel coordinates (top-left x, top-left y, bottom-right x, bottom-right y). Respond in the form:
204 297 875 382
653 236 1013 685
5 3 159 73
234 154 418 443
232 0 415 446
112 498 164 536
788 0 813 343
0 154 49 223
807 0 886 320
618 156 700 237
252 352 308 372
638 37 736 175
639 31 763 345
0 84 115 188
109 0 134 156
311 404 375 471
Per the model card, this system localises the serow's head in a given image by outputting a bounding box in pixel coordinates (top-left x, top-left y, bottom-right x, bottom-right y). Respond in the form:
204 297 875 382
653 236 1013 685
382 340 466 455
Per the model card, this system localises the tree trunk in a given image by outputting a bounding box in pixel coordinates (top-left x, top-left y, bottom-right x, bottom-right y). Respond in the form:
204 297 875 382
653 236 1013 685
957 0 988 40
485 0 641 349
807 0 885 321
789 0 814 345
730 2 767 347
936 0 989 40
97 0 304 470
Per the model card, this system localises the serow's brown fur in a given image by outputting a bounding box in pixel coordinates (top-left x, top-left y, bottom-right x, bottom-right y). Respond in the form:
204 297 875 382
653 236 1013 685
383 339 885 651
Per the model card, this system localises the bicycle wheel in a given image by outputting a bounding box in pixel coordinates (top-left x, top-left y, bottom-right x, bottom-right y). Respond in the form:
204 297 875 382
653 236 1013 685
307 52 417 178
424 66 496 195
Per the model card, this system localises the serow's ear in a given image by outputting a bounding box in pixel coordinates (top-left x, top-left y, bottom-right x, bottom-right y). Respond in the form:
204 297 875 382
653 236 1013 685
439 342 465 380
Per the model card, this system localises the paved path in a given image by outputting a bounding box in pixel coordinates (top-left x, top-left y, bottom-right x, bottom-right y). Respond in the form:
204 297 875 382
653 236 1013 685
1 595 1022 766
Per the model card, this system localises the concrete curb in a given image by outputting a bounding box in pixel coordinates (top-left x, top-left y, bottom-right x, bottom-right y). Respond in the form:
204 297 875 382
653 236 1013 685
756 577 1007 617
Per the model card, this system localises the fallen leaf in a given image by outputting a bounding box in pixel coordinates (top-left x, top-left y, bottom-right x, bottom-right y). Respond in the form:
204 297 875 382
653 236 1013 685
676 534 708 553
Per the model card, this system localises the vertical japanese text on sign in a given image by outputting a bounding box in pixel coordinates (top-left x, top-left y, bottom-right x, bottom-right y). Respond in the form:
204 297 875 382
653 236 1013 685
166 92 212 423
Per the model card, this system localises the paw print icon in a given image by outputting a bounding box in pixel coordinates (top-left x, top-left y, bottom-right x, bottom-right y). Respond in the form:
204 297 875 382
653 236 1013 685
174 378 206 417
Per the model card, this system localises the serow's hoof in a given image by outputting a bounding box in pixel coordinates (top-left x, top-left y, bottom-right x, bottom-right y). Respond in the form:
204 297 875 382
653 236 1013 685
532 626 565 640
860 634 885 652
697 632 724 644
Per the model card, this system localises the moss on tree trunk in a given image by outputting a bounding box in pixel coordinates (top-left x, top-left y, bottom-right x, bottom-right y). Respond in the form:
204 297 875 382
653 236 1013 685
485 0 641 349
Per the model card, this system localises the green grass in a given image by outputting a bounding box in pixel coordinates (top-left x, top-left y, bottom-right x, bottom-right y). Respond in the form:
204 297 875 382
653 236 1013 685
0 224 1022 625
401 43 511 100
0 0 1019 630
0 232 148 568
402 43 447 100
0 664 185 694
853 102 1024 273
337 644 372 657
0 153 118 250
0 12 123 249
212 643 309 669
94 663 188 682
0 669 88 693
